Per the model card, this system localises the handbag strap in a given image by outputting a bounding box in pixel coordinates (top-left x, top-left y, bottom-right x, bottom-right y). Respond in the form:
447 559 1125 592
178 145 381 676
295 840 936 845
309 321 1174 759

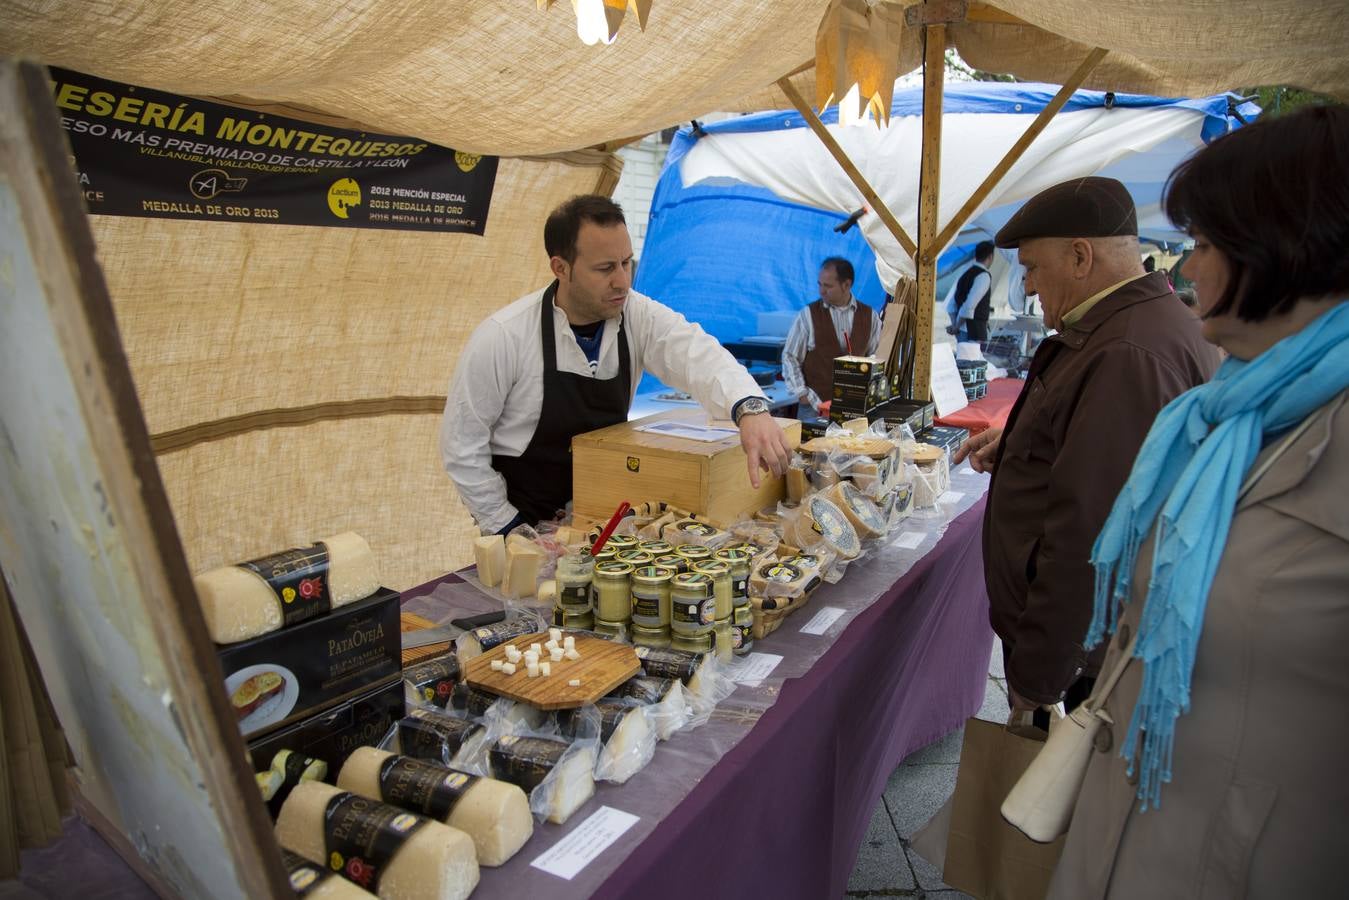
1082 409 1322 713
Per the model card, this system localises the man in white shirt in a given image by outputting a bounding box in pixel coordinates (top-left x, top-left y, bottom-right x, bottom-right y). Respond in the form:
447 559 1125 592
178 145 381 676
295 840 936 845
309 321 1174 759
780 257 883 418
441 195 793 534
943 240 995 341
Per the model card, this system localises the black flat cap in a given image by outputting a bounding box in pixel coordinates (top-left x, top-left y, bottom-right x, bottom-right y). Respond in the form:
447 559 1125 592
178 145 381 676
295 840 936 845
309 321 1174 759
995 176 1138 248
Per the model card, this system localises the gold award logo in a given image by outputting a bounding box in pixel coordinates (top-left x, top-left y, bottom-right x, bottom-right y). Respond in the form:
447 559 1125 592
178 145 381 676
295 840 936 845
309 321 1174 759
327 178 362 218
454 151 481 173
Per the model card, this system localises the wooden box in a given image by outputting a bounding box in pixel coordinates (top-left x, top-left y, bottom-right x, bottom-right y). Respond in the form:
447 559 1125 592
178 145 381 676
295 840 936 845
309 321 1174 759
571 409 801 528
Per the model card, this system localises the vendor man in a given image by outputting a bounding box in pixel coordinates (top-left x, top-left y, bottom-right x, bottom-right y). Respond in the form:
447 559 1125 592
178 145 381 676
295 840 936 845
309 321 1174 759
781 257 882 417
954 177 1218 724
441 195 792 534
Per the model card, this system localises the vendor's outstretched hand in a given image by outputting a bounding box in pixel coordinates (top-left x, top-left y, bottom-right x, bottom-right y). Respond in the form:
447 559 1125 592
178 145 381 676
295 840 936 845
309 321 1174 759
953 426 1003 474
740 413 792 489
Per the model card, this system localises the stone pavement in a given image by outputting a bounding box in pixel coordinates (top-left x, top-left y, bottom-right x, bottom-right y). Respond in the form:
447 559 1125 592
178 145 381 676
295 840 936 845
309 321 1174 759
847 642 1010 899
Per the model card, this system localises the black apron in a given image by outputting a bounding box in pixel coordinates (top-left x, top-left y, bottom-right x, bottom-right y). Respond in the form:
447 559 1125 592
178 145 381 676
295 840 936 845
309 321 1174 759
491 281 631 525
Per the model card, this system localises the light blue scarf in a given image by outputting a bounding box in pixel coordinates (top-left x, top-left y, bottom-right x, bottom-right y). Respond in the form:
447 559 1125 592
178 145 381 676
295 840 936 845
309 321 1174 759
1088 301 1349 811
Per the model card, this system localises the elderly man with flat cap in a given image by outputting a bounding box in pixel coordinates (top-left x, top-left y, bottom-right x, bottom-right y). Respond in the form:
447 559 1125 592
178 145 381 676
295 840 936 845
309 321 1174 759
954 176 1219 725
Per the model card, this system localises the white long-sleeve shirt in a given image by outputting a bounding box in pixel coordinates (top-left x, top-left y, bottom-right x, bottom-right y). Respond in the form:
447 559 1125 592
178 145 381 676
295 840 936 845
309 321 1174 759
441 286 765 533
942 265 992 323
780 296 882 410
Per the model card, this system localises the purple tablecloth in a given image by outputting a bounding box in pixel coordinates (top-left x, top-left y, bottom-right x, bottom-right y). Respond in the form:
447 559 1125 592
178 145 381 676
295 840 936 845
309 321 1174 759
595 496 992 899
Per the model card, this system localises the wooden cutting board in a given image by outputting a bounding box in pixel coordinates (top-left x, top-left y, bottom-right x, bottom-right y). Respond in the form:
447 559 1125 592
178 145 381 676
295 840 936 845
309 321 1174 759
400 612 452 667
463 632 640 710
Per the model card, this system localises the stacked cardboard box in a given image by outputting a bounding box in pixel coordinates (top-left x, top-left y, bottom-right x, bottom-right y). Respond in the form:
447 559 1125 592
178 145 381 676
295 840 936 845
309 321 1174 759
829 355 889 423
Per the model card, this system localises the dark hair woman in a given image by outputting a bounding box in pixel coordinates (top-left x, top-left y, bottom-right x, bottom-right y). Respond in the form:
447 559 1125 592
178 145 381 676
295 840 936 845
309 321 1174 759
1048 104 1349 898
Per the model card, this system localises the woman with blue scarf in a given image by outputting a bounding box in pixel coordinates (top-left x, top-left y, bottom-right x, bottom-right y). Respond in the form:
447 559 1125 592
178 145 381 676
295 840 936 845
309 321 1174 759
1048 104 1349 898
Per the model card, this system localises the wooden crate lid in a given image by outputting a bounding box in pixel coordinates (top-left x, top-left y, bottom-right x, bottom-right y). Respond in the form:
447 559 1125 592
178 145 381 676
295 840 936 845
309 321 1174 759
571 408 799 460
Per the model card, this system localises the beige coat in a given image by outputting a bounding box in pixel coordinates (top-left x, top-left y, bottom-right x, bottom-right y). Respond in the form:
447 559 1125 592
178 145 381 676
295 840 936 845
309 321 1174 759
1048 390 1349 899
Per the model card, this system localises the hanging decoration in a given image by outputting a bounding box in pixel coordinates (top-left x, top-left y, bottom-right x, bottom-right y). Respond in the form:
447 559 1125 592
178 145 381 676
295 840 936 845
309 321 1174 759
539 0 654 46
815 0 906 127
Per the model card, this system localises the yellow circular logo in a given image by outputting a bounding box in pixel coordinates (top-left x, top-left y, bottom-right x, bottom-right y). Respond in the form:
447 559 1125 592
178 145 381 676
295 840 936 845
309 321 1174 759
327 178 362 218
454 151 481 173
329 851 344 870
282 586 296 604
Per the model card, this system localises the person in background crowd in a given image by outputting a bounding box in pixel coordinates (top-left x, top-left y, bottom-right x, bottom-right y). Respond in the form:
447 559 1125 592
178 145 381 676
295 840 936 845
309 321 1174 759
954 177 1219 729
1049 103 1349 900
1176 287 1200 313
1142 255 1157 273
441 195 791 534
944 240 996 341
781 257 882 418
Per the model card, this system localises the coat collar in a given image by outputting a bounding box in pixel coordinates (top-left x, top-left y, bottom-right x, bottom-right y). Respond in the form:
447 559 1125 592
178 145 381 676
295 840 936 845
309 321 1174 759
1238 391 1347 524
1052 272 1174 351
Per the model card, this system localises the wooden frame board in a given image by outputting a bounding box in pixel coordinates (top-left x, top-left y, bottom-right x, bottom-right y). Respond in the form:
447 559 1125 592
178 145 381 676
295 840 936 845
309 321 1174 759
0 59 288 898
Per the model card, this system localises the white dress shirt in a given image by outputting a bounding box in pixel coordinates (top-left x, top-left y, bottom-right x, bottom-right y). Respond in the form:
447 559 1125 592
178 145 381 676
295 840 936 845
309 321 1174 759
942 264 992 323
441 286 765 533
780 296 882 409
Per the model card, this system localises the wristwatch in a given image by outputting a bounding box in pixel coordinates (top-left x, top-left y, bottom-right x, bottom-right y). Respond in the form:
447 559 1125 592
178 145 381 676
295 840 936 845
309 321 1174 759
732 396 771 425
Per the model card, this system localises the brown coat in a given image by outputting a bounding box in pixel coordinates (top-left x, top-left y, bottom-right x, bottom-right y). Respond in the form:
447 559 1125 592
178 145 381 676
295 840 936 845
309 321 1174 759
1049 390 1349 899
984 272 1218 704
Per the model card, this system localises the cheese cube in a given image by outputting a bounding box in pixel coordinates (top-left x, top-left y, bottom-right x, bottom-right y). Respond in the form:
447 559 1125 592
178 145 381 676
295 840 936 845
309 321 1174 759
540 662 551 677
564 648 580 661
501 663 516 675
549 627 562 642
490 660 503 672
568 679 581 687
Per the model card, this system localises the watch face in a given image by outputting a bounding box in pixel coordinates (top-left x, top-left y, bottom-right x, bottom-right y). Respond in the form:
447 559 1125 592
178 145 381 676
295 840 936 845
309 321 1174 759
741 398 769 415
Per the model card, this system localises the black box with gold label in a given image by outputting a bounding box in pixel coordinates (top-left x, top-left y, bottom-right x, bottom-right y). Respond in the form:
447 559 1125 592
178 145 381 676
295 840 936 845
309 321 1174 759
246 675 403 816
219 586 401 738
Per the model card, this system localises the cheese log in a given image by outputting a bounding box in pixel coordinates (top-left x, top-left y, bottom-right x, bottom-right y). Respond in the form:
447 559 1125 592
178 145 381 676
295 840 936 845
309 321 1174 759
195 532 380 644
338 747 533 867
501 544 542 599
281 848 378 899
472 536 506 588
488 736 595 825
455 619 538 662
392 710 486 766
275 781 479 900
607 676 686 740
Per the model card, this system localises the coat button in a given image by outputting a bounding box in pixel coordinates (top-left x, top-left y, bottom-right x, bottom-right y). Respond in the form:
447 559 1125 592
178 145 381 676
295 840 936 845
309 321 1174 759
1117 623 1131 648
1093 724 1113 754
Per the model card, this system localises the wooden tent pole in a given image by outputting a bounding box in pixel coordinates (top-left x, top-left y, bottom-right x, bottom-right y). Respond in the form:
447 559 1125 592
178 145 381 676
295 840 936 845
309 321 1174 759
930 47 1109 253
913 20 946 401
777 77 919 261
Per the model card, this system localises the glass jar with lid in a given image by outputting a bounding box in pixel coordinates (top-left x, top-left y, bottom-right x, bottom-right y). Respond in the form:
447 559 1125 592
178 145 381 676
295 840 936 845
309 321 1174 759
637 539 674 556
614 548 654 568
674 544 713 566
555 550 594 611
692 559 733 622
652 553 687 575
630 565 674 628
668 571 715 639
713 547 752 609
604 534 639 553
592 560 634 624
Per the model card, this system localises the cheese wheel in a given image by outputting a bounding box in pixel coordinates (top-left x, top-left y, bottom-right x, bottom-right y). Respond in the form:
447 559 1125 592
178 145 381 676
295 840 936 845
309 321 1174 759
338 747 533 867
803 496 861 559
825 481 887 539
195 532 380 644
275 781 478 900
281 848 378 899
472 536 506 587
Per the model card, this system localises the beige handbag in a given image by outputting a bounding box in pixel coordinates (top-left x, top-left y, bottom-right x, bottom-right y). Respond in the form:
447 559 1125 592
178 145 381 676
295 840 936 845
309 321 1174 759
999 634 1134 843
1001 416 1315 843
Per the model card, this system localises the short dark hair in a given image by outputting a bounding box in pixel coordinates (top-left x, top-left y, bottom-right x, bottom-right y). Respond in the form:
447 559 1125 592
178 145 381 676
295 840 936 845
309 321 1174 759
1163 104 1349 321
820 257 854 284
1143 255 1156 273
545 195 626 263
974 240 995 263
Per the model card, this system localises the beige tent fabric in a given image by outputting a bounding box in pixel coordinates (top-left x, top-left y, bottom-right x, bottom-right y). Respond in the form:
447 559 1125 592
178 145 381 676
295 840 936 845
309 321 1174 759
3 1 1346 159
95 153 613 588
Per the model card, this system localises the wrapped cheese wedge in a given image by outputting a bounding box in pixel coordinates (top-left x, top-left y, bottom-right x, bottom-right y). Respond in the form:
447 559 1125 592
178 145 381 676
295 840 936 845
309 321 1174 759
795 495 862 559
274 781 478 900
195 532 380 644
558 700 655 784
488 735 595 825
448 684 545 731
280 848 377 899
338 747 533 867
390 709 488 769
633 645 709 696
607 676 687 740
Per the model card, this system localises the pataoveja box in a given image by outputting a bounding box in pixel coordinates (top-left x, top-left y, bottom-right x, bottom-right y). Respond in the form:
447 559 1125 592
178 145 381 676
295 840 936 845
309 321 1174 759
218 586 401 737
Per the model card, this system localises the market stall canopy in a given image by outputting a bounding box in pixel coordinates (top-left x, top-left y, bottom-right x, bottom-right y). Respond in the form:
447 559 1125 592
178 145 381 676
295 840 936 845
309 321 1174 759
0 0 1344 156
641 82 1257 307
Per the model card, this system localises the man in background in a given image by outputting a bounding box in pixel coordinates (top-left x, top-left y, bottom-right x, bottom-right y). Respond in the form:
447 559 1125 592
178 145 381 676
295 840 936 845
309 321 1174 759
781 257 882 418
944 240 996 341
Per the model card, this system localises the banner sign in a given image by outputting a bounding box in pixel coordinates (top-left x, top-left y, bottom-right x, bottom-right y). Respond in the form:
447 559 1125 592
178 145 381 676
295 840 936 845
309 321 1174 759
50 67 498 234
